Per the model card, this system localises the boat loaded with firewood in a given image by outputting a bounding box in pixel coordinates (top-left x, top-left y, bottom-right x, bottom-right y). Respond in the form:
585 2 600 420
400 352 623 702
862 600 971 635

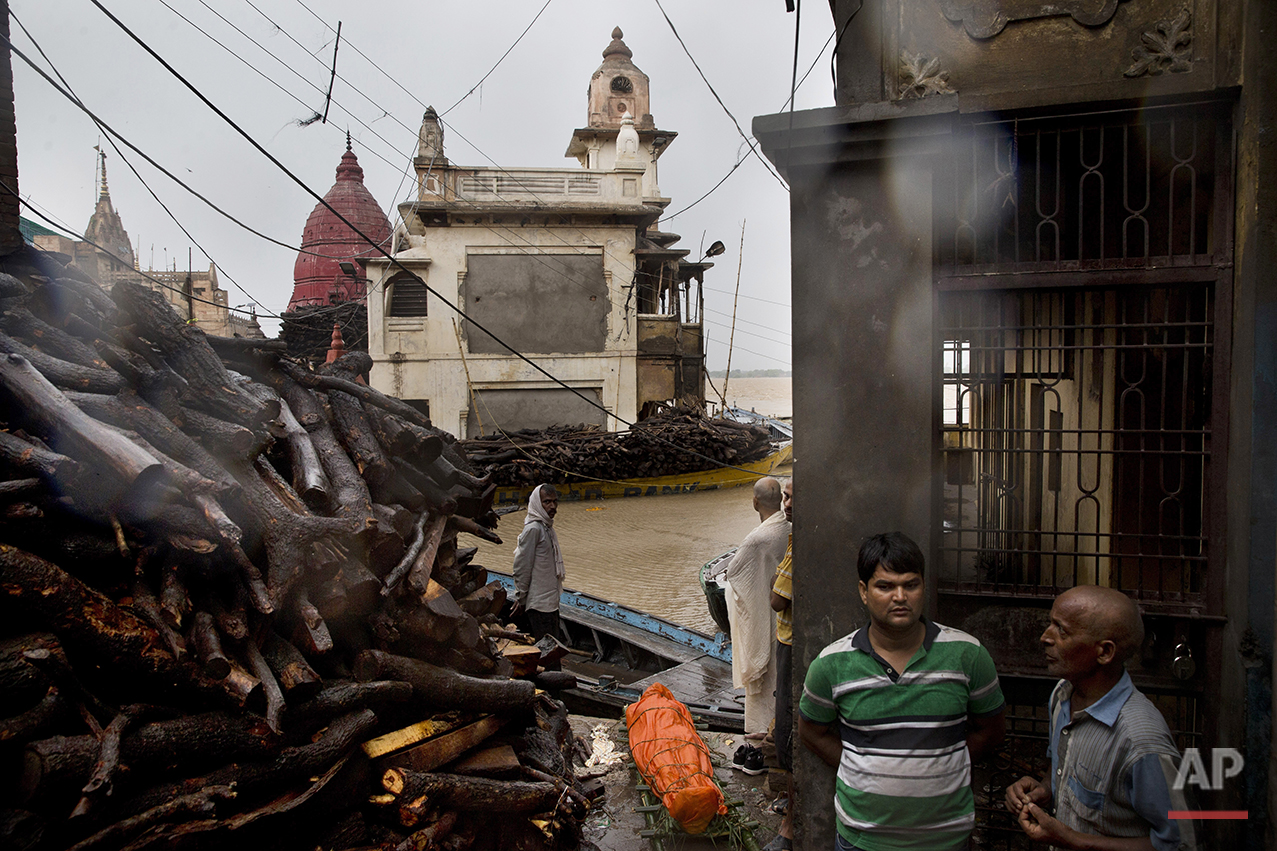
458 410 792 508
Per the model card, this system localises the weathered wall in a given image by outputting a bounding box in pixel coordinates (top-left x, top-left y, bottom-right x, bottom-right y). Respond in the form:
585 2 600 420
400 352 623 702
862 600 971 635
463 254 608 355
787 145 938 851
465 387 605 438
0 1 19 255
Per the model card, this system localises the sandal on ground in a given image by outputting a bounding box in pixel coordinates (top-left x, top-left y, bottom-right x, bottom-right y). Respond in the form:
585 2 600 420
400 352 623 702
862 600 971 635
761 835 792 851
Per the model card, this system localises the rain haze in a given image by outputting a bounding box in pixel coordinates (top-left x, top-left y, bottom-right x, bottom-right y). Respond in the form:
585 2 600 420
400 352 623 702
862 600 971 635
10 0 836 373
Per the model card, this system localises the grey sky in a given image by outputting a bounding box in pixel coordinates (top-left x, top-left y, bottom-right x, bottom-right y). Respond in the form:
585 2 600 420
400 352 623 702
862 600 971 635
11 1 837 371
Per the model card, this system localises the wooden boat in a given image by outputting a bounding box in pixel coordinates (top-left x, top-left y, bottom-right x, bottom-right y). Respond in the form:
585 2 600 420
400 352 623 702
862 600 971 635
492 440 793 508
698 548 736 638
486 571 744 731
723 406 793 442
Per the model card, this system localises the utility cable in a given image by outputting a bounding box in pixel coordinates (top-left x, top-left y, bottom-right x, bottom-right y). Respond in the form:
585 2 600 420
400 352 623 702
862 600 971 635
652 0 788 191
440 0 553 117
90 0 768 476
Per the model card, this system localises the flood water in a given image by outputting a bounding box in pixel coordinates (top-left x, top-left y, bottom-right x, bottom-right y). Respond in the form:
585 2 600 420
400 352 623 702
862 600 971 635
471 378 793 634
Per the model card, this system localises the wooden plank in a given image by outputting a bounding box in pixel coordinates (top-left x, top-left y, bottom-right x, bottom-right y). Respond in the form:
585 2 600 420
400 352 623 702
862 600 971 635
452 744 522 779
361 714 470 759
379 715 506 773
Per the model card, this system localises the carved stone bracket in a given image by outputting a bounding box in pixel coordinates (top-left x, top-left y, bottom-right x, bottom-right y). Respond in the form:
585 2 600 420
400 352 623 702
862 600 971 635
939 0 1122 39
1124 8 1193 77
899 51 955 99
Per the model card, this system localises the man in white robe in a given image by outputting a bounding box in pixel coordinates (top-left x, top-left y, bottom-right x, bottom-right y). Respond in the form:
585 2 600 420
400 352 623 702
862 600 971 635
724 476 790 736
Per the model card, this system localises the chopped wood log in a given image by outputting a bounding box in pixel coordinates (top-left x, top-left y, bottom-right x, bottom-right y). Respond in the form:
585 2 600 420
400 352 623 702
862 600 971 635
285 680 412 727
521 766 589 809
0 544 224 700
0 634 60 716
0 355 165 502
130 569 187 663
378 715 506 774
276 373 376 532
362 714 472 760
393 458 458 515
0 429 77 481
327 387 392 486
0 688 69 750
354 650 535 714
64 390 237 493
117 709 376 818
0 477 41 500
447 514 501 545
267 388 329 510
19 711 279 803
158 560 191 631
66 784 237 851
18 647 111 733
0 329 126 393
407 515 450 596
276 358 433 431
383 511 434 597
2 304 109 368
381 770 560 815
188 612 231 680
260 630 322 701
206 591 249 642
0 808 44 851
204 334 289 357
175 404 269 462
293 590 334 655
217 661 261 709
500 645 542 678
533 671 578 692
394 810 458 851
112 281 276 429
72 704 172 819
243 637 285 735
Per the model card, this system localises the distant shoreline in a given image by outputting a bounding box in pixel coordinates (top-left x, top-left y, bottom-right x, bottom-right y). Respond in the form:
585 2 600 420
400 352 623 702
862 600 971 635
706 369 792 378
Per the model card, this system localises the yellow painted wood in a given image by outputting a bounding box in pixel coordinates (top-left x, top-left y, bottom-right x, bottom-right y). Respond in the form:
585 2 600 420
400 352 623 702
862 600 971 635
361 714 470 759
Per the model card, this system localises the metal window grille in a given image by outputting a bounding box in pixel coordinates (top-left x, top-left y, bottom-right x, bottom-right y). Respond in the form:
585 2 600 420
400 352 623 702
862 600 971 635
938 284 1215 609
942 105 1222 271
388 276 429 317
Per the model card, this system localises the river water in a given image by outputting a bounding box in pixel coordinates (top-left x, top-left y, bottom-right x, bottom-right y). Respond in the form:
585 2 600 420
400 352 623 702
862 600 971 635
471 377 793 634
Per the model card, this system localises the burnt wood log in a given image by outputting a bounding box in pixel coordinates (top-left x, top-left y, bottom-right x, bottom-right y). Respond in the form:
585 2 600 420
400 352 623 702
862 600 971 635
175 404 270 462
72 704 172 819
381 770 560 816
0 354 166 502
293 590 334 656
393 458 457 514
383 511 435 597
215 661 260 709
266 389 328 510
0 330 126 394
0 477 41 500
158 560 191 631
0 808 44 851
204 335 289 357
370 469 427 513
111 281 276 428
457 583 507 620
18 647 112 733
354 650 535 714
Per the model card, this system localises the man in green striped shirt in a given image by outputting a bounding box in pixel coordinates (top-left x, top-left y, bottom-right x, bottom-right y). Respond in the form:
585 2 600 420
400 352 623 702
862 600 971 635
799 532 1006 850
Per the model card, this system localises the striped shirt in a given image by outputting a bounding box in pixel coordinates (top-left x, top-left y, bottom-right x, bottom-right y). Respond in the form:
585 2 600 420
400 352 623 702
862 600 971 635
1048 672 1195 850
772 536 793 645
799 620 1004 851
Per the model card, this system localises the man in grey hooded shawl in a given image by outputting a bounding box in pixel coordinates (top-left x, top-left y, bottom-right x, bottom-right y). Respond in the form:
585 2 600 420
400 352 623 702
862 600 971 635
511 484 565 640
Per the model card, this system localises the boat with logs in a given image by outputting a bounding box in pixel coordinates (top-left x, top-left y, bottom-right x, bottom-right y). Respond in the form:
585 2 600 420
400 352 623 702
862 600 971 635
486 571 745 732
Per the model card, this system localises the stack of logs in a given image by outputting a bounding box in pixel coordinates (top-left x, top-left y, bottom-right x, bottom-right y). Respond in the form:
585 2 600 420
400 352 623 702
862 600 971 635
0 258 594 851
459 409 774 487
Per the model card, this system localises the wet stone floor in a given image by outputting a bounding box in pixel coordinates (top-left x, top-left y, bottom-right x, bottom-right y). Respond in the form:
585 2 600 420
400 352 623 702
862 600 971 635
569 716 785 851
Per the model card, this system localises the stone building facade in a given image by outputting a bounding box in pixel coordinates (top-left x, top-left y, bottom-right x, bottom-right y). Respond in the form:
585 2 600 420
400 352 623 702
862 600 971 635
365 29 711 438
754 1 1275 846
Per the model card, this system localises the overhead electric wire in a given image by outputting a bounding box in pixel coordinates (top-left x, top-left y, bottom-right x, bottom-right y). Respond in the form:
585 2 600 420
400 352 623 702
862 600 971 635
89 0 770 477
439 0 554 117
652 0 788 191
702 285 791 309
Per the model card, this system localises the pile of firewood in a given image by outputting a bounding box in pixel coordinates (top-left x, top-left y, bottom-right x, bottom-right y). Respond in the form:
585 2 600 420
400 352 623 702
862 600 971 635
0 254 594 851
459 410 775 487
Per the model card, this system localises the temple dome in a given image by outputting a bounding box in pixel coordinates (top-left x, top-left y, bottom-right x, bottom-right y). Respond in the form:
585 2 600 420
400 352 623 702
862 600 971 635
288 140 391 310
